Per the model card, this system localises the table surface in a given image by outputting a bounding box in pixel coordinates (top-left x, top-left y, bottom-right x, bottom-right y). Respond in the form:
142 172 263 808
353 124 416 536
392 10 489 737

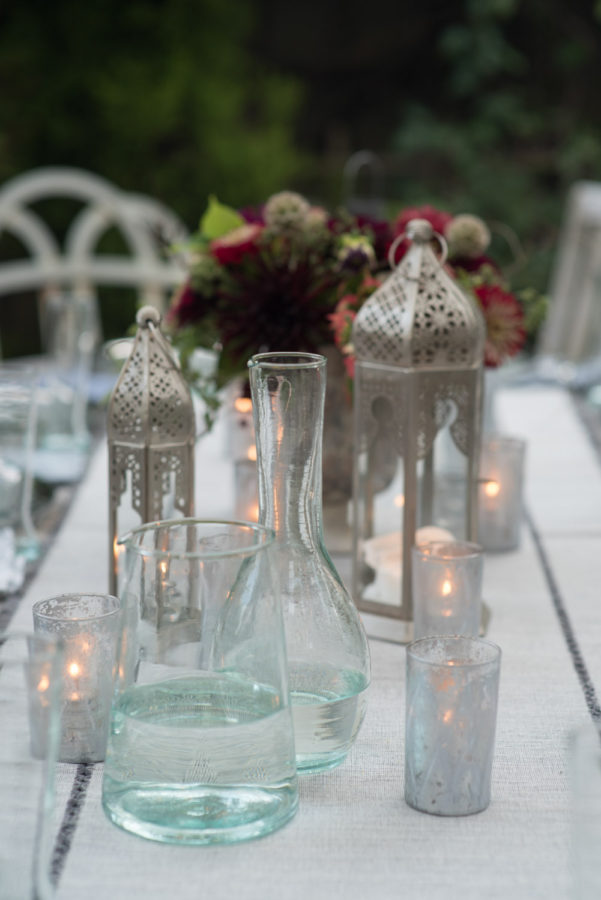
4 384 601 900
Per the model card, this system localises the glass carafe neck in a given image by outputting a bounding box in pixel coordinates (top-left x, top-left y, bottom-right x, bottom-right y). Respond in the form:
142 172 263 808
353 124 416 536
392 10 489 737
249 353 326 549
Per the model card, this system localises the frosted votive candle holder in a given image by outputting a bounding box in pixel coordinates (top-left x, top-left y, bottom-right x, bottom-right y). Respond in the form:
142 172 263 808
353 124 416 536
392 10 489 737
412 540 483 640
32 593 121 763
405 635 501 816
478 435 526 552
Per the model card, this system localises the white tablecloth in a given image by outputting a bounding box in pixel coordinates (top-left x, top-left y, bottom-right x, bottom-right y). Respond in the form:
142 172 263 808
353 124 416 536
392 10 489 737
6 385 601 900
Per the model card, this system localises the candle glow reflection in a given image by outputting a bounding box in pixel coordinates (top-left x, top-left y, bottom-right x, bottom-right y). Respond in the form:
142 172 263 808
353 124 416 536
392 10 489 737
484 479 500 499
234 397 252 414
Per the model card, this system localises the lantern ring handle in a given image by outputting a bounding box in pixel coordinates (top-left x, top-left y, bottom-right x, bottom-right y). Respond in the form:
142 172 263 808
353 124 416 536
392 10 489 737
387 230 449 271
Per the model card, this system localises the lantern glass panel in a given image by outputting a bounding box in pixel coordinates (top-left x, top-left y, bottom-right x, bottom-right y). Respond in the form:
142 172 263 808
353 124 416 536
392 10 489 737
353 362 481 623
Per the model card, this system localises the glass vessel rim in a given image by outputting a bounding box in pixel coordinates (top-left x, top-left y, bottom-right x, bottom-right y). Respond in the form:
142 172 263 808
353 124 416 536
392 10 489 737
413 540 483 561
482 433 526 452
248 351 326 370
118 517 276 560
407 635 501 669
32 594 121 624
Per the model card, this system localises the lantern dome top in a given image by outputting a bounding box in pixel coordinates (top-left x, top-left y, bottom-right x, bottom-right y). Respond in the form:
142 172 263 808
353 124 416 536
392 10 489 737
107 306 195 447
136 305 162 328
405 217 434 243
353 218 485 370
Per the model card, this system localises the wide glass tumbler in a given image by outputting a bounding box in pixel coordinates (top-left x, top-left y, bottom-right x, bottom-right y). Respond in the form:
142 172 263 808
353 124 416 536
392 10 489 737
101 519 298 845
0 632 64 900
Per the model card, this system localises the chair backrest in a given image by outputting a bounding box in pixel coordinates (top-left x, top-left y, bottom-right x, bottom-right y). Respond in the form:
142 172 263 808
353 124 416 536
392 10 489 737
0 165 189 316
342 150 387 220
537 181 601 363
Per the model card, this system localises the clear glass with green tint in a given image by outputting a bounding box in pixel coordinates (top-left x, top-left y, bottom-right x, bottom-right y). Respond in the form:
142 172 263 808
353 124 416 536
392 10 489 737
248 352 371 774
102 519 298 845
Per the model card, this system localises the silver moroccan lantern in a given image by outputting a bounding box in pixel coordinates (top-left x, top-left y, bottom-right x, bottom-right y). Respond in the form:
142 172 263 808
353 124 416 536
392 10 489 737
351 218 485 637
107 306 195 593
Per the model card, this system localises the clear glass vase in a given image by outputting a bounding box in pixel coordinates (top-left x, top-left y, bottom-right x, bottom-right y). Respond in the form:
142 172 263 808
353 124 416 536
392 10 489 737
248 351 371 773
102 519 298 845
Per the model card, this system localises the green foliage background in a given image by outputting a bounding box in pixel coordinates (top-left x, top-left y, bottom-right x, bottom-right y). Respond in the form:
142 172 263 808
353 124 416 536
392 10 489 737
0 0 307 226
387 0 601 296
1 0 601 344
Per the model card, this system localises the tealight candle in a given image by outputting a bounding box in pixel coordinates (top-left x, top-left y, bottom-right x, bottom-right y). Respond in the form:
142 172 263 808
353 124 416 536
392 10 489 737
412 540 483 639
362 525 455 608
405 635 501 816
478 435 526 552
32 593 121 763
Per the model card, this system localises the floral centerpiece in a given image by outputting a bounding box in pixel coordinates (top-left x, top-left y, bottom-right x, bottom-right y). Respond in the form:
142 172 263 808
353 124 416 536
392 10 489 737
168 192 546 420
168 192 385 414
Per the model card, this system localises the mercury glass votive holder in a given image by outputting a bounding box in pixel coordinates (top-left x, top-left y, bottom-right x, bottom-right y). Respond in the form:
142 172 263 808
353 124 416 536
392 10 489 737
405 635 501 816
478 435 526 553
32 593 121 763
412 540 483 640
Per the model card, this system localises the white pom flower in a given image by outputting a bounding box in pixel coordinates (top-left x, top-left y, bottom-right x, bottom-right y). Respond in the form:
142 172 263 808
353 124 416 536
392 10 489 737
264 191 311 231
303 205 328 231
445 214 491 258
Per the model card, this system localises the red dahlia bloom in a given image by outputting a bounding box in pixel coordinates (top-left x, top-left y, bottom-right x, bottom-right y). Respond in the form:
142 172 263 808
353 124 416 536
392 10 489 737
210 223 263 266
451 254 500 275
473 284 527 367
168 281 207 326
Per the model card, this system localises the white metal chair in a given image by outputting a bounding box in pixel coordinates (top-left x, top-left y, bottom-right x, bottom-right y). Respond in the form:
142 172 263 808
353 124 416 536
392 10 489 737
537 181 601 365
0 166 190 482
0 165 188 322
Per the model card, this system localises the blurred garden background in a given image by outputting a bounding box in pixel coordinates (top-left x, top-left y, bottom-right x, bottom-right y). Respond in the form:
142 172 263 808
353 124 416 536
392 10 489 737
1 0 601 355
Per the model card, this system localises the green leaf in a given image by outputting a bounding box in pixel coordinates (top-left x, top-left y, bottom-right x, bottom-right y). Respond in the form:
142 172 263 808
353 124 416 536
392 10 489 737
200 195 244 240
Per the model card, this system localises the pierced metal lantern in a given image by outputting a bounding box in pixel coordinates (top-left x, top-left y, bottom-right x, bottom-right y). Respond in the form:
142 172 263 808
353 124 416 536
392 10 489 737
107 306 195 593
351 218 485 638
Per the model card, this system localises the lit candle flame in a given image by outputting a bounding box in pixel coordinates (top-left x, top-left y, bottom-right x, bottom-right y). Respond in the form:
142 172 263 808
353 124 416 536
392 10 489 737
159 559 168 576
484 479 500 498
37 674 50 693
247 445 257 462
394 494 405 508
443 709 453 724
68 661 81 678
234 397 252 414
441 579 452 597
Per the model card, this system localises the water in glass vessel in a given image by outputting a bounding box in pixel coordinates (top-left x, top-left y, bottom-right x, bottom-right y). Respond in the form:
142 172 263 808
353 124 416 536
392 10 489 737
103 672 297 845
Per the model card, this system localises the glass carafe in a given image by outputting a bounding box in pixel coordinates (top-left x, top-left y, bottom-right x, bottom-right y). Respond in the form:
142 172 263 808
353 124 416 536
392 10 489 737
248 352 371 773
